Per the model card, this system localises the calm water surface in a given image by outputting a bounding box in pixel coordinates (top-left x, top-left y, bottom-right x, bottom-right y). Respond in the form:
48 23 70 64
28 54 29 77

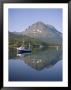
9 47 62 81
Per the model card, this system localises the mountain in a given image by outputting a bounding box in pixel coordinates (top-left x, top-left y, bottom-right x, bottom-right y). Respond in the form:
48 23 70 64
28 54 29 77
22 21 62 45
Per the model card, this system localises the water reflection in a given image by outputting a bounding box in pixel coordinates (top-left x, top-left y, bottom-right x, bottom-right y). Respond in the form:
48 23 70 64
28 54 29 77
9 47 62 70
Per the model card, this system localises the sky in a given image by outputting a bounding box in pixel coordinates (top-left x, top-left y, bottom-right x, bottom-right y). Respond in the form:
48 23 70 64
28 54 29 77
8 9 62 33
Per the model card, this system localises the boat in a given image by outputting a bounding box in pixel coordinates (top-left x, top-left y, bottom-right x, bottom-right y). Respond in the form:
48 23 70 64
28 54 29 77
17 41 32 54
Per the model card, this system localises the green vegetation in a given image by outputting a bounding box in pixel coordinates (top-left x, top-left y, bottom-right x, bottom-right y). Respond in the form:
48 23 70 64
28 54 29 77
9 32 48 48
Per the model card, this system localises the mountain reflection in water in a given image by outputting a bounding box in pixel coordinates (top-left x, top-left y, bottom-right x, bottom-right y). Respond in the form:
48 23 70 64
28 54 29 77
9 47 62 70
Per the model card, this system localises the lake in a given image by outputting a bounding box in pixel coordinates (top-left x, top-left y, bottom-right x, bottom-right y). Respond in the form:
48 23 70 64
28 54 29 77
9 47 62 81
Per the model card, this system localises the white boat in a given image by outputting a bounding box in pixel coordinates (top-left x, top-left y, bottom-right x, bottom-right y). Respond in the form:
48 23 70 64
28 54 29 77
17 41 32 54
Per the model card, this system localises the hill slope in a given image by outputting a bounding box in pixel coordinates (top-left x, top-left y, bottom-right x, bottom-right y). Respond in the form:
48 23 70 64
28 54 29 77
22 21 62 45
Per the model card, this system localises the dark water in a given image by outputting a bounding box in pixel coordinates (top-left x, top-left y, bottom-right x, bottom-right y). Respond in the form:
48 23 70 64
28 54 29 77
9 47 62 81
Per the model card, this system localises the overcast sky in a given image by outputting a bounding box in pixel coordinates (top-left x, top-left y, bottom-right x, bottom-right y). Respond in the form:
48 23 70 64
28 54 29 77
8 8 62 33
